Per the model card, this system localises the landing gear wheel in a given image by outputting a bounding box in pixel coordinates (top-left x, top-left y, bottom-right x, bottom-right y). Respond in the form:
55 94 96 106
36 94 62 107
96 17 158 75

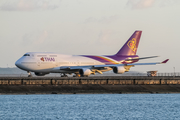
61 73 68 77
27 71 32 77
73 73 81 77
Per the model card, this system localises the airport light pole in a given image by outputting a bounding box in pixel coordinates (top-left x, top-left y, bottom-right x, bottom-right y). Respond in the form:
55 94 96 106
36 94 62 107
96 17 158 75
173 67 175 77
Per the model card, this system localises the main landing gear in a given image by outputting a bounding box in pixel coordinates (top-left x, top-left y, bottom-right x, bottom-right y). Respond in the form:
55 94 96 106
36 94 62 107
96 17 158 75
27 71 32 77
73 73 81 77
60 73 68 77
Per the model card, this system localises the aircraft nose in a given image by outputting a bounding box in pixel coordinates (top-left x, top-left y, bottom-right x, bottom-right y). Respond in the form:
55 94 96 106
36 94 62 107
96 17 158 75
15 60 21 68
15 57 30 71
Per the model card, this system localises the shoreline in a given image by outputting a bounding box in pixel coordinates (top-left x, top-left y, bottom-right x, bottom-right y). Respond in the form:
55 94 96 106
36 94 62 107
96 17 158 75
1 84 180 95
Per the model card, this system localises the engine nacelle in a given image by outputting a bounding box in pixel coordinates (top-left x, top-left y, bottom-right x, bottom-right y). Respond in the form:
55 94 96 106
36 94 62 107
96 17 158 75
113 66 126 74
34 72 48 76
79 68 92 76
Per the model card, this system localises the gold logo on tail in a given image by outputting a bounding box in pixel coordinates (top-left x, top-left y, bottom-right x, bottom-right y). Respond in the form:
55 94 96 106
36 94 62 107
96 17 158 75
127 38 136 52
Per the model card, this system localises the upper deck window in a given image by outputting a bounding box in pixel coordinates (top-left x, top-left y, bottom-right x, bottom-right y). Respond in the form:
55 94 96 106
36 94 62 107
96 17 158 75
23 54 30 56
37 55 47 57
49 55 57 57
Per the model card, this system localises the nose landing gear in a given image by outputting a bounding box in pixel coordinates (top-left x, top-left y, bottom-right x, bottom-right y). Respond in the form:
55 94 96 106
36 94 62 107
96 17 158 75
27 71 32 77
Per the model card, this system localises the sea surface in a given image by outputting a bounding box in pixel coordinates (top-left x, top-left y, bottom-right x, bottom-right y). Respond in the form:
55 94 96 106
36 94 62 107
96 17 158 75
0 94 180 120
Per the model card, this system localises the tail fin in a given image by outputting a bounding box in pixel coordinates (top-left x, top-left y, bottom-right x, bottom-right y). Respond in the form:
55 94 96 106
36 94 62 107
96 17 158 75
116 31 142 56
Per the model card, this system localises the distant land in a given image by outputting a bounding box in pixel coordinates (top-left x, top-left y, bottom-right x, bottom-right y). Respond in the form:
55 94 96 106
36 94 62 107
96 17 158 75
0 67 26 74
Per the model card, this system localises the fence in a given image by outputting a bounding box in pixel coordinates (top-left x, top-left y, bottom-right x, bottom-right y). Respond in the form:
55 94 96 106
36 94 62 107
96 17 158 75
157 72 179 77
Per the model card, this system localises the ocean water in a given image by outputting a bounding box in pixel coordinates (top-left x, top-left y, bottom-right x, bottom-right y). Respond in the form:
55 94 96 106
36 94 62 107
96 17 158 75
0 94 180 120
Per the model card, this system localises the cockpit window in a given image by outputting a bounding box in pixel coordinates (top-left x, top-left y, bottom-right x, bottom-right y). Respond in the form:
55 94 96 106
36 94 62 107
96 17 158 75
23 54 30 56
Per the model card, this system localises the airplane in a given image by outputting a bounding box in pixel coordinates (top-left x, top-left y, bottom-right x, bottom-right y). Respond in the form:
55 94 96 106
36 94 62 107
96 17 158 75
15 30 169 77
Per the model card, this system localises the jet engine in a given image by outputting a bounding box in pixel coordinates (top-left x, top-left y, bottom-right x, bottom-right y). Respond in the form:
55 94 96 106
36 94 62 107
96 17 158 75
79 68 92 76
34 72 49 76
113 66 126 74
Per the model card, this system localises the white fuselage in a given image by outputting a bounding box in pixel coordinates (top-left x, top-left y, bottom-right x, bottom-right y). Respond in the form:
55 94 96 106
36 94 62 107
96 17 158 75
15 52 110 73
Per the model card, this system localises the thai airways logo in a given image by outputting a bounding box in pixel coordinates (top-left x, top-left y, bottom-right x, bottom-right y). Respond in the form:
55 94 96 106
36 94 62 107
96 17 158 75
40 57 45 62
127 38 136 52
40 57 55 62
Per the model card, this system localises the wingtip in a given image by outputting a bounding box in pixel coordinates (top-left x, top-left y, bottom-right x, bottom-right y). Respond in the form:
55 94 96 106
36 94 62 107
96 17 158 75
161 59 169 63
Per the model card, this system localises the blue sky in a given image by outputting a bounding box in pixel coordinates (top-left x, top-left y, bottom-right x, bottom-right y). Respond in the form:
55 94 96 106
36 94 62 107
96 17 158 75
0 0 180 73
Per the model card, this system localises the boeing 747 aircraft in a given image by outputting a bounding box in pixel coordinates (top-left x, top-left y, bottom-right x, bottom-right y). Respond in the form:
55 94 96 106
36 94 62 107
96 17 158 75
15 31 169 77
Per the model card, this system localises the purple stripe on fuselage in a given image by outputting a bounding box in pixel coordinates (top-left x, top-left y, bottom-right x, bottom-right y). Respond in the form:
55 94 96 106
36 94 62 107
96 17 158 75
82 55 113 64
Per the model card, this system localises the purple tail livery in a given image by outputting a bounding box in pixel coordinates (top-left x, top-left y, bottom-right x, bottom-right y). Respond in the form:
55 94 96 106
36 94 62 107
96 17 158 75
116 31 142 56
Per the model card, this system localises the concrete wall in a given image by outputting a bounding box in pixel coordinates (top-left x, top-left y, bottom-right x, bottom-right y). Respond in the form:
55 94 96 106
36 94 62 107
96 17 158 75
1 76 180 85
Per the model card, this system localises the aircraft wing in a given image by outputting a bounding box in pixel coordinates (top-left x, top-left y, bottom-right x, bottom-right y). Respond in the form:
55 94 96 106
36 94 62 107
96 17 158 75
59 59 169 70
60 65 93 70
93 59 169 68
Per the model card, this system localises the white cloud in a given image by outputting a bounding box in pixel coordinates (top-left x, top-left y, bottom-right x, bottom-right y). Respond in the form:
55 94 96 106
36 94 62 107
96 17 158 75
98 30 113 45
84 15 119 24
158 0 180 7
127 0 180 9
0 0 61 11
127 0 155 9
22 30 49 46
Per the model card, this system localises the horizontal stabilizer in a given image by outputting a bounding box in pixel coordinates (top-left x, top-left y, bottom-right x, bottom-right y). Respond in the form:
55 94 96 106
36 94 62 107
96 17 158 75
125 56 159 61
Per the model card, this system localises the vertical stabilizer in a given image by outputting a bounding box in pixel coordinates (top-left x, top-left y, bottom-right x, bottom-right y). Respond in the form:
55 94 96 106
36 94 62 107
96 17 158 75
116 31 142 56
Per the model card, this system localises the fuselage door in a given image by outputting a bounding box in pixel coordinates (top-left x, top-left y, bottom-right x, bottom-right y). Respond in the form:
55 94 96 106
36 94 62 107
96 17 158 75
37 60 41 66
49 54 58 67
